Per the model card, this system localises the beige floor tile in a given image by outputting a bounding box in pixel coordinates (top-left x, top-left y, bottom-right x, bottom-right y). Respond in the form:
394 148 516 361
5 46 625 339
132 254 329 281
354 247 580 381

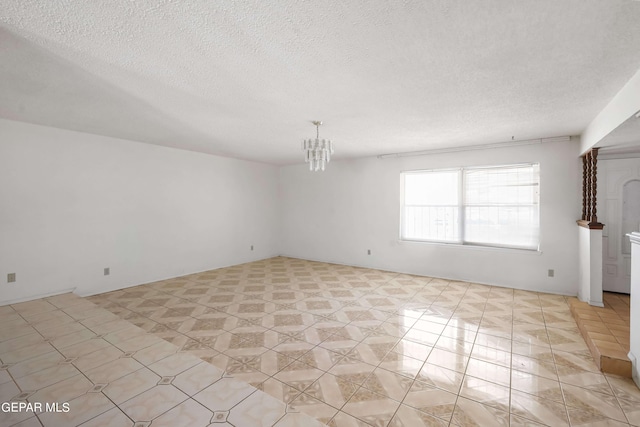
3 258 637 427
79 407 134 426
511 370 565 403
0 333 46 354
0 369 10 384
73 344 124 372
81 315 131 335
193 377 255 411
273 361 325 392
434 335 474 355
0 324 37 343
58 336 113 358
132 340 177 366
510 389 570 426
0 341 57 364
509 413 548 426
305 372 359 408
147 352 201 377
29 373 92 404
84 357 144 384
8 350 65 379
151 398 213 427
38 391 115 426
512 353 559 380
171 361 224 396
288 392 339 424
390 404 449 426
9 417 43 427
103 367 161 405
15 362 81 391
465 358 512 388
0 380 20 402
328 410 373 426
390 338 432 361
459 375 510 411
273 411 326 427
471 343 512 368
415 363 464 394
341 386 401 426
562 383 627 424
557 364 614 395
553 349 600 372
403 380 457 421
0 409 33 427
362 367 414 401
426 347 469 373
378 350 424 375
119 384 188 421
451 396 510 426
259 377 302 404
475 332 513 352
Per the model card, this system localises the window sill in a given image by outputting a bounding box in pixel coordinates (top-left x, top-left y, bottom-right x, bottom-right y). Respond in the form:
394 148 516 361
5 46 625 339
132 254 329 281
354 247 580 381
399 239 542 255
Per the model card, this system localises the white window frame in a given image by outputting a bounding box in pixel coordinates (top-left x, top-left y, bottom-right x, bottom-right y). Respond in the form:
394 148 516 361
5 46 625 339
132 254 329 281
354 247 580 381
400 163 540 251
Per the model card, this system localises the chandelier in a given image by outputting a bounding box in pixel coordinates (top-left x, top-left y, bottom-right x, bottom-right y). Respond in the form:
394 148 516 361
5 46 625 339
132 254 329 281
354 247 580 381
302 121 334 171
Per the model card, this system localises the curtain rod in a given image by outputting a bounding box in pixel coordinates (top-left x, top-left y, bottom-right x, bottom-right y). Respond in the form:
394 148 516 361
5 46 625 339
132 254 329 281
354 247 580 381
378 136 572 159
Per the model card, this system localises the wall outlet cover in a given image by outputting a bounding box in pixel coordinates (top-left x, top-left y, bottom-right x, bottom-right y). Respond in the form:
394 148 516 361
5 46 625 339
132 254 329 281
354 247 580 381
104 268 110 276
7 273 16 283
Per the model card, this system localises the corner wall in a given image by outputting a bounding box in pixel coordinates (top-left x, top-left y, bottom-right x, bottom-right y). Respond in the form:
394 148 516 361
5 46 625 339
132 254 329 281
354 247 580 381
279 139 581 295
0 119 280 304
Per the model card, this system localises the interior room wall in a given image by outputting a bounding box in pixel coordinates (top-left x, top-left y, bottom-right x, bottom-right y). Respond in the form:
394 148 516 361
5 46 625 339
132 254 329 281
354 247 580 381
0 119 280 304
279 139 581 295
599 157 640 294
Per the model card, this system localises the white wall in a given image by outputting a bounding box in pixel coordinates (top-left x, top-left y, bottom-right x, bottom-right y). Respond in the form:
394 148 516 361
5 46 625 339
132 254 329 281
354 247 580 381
629 232 640 388
0 119 280 304
599 157 640 294
577 226 604 306
280 139 581 295
581 68 640 154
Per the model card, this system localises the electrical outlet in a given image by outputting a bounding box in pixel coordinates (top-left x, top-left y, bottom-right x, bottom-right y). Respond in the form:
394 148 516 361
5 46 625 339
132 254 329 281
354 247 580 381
7 273 16 283
104 268 110 276
251 245 254 251
367 249 371 255
548 269 554 277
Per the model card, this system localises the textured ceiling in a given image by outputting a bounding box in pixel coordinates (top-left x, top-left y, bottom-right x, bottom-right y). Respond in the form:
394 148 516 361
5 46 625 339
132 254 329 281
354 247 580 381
2 0 640 165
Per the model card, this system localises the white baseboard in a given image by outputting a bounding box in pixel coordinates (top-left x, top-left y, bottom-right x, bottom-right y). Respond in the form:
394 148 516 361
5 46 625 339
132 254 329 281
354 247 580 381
0 288 77 306
629 351 639 389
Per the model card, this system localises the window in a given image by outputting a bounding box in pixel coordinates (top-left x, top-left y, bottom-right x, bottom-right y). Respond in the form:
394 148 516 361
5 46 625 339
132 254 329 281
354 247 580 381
401 163 540 250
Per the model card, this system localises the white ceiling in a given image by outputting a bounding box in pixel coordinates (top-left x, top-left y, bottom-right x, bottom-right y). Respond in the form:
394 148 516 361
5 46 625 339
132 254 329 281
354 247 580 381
2 0 640 165
598 112 640 156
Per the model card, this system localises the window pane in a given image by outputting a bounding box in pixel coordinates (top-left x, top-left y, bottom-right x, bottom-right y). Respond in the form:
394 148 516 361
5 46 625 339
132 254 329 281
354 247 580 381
465 165 539 206
403 206 459 241
464 164 539 249
404 171 459 206
464 206 539 248
402 170 460 242
401 164 539 249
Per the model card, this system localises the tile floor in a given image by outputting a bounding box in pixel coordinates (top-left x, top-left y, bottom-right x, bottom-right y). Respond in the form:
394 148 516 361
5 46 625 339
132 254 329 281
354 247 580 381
2 256 640 426
0 290 322 426
569 293 631 377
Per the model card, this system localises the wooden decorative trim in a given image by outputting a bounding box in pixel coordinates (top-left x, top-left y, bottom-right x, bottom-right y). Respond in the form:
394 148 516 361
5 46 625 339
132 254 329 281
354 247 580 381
591 148 599 223
577 219 604 230
578 147 603 228
582 155 587 220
